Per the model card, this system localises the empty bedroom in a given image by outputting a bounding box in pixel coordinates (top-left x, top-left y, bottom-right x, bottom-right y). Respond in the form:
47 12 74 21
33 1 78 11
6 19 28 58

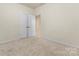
0 3 79 56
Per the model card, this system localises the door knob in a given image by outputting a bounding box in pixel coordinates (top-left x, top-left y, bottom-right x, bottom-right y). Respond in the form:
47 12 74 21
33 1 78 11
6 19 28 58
26 26 30 28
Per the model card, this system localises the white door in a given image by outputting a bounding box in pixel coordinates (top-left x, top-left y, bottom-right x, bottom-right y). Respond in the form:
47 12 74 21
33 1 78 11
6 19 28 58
27 15 36 37
19 13 36 38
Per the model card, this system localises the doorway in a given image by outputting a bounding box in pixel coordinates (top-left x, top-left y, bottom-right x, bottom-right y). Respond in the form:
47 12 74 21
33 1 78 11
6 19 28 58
36 15 42 38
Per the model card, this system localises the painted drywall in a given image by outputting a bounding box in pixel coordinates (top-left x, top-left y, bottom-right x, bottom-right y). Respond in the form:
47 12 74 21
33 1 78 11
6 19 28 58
0 3 34 43
35 4 79 48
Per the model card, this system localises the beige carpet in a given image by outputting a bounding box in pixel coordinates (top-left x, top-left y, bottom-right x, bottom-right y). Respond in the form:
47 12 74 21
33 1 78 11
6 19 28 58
0 37 79 56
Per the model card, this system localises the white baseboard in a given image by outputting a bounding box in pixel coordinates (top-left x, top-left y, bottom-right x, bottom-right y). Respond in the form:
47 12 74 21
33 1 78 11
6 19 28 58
44 36 79 49
0 35 79 49
0 36 36 45
0 37 21 45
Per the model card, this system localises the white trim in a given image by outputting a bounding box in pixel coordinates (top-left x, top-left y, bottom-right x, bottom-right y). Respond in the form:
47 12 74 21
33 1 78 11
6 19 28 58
44 35 79 49
0 36 30 45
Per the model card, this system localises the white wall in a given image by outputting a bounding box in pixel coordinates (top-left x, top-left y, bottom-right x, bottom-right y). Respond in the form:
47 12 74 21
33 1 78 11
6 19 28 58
35 4 79 48
0 3 34 43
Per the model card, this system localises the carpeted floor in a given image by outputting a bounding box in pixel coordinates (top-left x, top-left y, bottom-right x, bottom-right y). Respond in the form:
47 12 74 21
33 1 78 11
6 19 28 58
0 37 78 56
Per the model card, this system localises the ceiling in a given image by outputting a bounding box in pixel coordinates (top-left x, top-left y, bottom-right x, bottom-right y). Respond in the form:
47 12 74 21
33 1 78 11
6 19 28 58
21 3 45 9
